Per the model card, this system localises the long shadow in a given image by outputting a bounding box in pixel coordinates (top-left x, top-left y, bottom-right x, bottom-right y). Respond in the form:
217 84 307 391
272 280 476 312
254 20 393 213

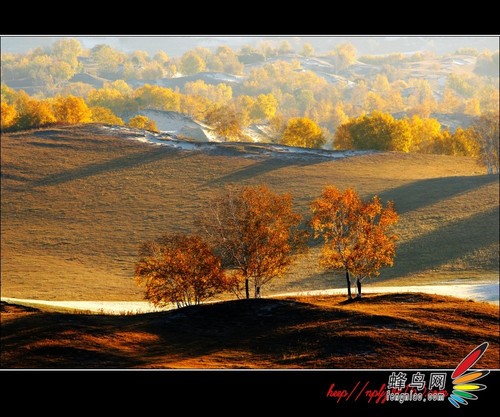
378 175 498 215
383 206 499 279
0 311 145 368
113 299 389 361
206 156 325 187
1 299 358 367
2 296 495 368
30 148 190 188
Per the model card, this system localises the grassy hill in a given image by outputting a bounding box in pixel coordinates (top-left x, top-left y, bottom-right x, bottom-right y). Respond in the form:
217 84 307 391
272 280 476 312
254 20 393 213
1 293 498 368
1 124 498 301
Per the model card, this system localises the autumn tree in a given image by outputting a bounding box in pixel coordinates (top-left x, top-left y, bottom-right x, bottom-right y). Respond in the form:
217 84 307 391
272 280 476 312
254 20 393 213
259 41 277 59
135 234 233 308
250 93 278 121
471 112 499 174
439 88 464 114
464 98 481 117
214 45 244 74
204 105 242 140
408 115 443 153
128 115 159 132
1 83 17 104
335 112 450 154
87 87 138 117
278 40 293 55
234 95 256 125
180 94 211 120
90 106 124 125
301 43 315 57
184 80 232 104
180 51 206 75
333 121 353 150
52 95 92 124
199 185 305 299
333 43 357 70
331 103 349 129
134 84 181 112
90 44 125 79
311 186 398 300
474 51 500 77
346 111 397 151
268 113 287 142
281 117 325 148
1 102 17 130
140 62 164 81
13 93 56 130
431 128 479 157
51 38 81 67
153 51 170 66
106 80 133 96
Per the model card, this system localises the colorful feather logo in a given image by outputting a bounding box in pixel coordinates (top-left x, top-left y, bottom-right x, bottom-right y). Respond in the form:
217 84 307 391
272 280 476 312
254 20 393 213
448 342 489 408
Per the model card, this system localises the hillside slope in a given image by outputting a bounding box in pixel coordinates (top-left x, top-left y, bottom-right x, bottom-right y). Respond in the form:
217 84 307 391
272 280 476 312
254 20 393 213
1 293 498 369
1 124 498 300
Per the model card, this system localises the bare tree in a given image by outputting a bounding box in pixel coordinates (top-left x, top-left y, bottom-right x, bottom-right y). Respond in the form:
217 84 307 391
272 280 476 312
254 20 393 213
472 112 499 174
199 185 306 299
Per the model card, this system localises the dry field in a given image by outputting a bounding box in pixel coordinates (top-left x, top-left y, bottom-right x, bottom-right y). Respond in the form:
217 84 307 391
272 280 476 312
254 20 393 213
1 124 498 301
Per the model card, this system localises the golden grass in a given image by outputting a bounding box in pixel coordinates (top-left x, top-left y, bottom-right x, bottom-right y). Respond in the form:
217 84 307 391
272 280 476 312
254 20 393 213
1 293 498 369
1 124 498 300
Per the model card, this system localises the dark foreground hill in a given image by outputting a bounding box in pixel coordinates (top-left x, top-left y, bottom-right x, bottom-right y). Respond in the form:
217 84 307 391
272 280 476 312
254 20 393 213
1 293 498 369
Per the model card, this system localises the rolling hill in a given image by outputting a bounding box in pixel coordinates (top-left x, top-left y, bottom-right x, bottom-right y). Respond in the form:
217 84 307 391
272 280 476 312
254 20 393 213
1 124 498 301
1 293 498 368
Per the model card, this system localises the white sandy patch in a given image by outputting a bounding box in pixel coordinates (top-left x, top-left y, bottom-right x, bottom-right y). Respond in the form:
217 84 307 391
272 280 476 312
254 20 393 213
1 298 175 315
274 283 499 304
2 283 498 315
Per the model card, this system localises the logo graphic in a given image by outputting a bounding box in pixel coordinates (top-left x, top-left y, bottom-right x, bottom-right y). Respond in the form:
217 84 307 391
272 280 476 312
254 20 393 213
448 342 489 408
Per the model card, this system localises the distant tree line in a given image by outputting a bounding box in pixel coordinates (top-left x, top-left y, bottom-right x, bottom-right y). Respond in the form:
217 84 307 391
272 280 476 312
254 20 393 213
2 38 498 141
2 84 497 173
335 110 499 173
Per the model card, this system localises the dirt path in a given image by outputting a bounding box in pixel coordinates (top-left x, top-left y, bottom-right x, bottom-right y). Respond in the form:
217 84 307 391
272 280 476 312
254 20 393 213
1 282 497 315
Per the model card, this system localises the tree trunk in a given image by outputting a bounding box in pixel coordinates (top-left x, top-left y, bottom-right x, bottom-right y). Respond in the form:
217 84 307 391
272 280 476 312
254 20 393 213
345 270 352 300
356 277 362 298
245 278 250 300
255 286 261 298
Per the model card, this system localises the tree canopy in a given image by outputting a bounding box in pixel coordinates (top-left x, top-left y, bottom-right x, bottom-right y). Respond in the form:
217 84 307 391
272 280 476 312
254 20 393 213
199 185 306 299
281 117 325 148
135 234 233 308
311 186 399 299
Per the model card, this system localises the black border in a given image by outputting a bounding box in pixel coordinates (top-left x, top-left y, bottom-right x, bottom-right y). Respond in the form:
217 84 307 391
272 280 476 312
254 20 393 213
1 369 498 413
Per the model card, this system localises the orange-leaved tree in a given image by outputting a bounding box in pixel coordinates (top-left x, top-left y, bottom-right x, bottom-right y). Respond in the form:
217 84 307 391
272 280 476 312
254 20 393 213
135 234 234 308
199 185 306 299
52 95 92 125
281 117 325 149
128 115 159 132
1 101 17 131
310 186 398 300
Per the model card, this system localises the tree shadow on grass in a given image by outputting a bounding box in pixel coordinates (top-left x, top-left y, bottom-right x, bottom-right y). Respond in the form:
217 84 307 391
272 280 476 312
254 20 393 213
2 296 495 369
378 174 498 215
383 206 499 280
30 148 191 188
205 156 327 187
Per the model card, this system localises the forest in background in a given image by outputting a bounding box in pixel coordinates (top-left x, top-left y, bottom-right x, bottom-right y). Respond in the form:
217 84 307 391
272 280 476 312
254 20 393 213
1 38 498 163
